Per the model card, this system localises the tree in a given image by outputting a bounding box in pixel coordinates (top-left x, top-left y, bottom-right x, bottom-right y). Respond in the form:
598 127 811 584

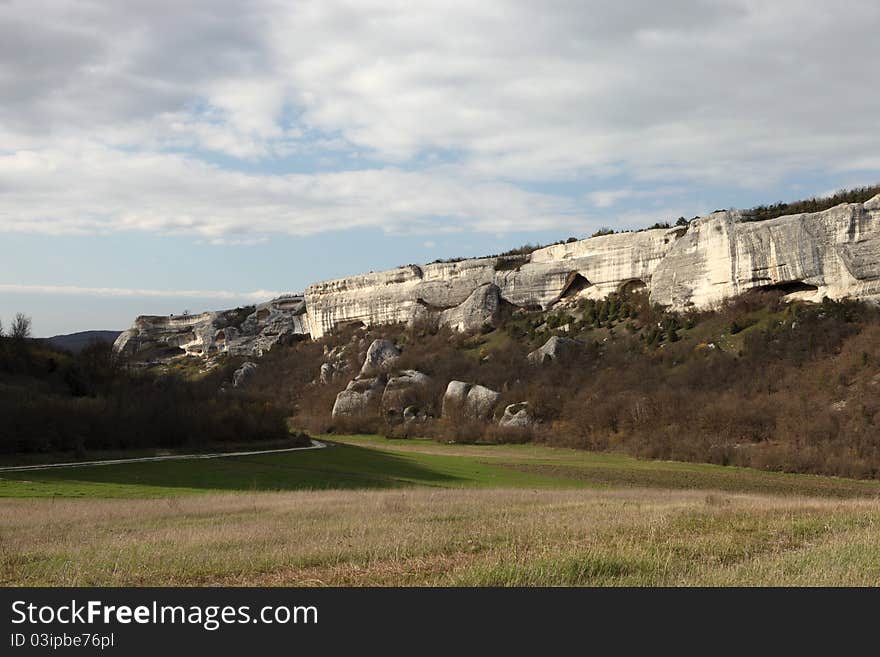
11 313 31 340
0 317 3 337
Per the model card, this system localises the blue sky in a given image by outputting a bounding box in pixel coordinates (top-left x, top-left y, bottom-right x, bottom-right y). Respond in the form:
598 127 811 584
1 1 879 336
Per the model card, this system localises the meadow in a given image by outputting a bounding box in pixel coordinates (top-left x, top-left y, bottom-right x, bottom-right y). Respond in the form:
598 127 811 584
2 435 880 586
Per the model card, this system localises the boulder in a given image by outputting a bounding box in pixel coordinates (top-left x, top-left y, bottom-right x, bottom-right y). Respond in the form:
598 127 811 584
359 339 401 377
498 402 533 428
442 380 501 421
439 283 502 332
331 376 387 418
527 336 582 365
381 370 431 415
232 361 258 388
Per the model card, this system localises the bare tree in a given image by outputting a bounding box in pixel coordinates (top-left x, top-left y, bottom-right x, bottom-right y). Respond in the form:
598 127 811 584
11 313 31 340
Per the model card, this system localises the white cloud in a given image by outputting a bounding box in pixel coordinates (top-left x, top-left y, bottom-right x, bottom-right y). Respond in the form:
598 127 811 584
0 143 581 237
588 189 631 208
0 284 285 301
0 1 878 239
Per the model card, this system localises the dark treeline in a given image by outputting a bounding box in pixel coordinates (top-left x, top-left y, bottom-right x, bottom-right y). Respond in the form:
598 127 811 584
742 184 880 223
0 317 289 455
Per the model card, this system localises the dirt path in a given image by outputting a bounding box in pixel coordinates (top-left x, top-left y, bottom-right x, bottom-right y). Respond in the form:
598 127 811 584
0 440 327 473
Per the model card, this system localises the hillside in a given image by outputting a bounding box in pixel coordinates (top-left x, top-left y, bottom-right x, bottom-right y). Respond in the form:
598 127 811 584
236 288 880 480
45 330 121 353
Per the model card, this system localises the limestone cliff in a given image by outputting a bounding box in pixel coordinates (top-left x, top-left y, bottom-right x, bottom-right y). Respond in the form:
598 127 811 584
115 194 880 358
113 295 309 360
304 194 880 337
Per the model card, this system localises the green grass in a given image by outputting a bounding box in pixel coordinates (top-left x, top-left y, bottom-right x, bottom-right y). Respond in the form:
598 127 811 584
2 433 879 499
0 440 569 498
5 435 880 585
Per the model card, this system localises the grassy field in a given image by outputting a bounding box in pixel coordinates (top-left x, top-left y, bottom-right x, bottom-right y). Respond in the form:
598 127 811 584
3 434 880 499
3 435 880 585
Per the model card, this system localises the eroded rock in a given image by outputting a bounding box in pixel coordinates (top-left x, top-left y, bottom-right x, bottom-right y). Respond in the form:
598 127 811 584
439 283 502 332
527 336 583 365
498 402 533 428
331 376 387 418
442 381 501 421
114 295 309 360
359 339 401 377
381 370 431 415
304 194 880 337
232 361 258 388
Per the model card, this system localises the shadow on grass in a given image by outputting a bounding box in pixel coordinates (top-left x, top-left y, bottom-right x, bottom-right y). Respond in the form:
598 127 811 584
0 443 462 493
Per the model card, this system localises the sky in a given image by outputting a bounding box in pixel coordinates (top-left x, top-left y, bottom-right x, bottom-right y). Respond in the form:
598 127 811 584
1 1 879 336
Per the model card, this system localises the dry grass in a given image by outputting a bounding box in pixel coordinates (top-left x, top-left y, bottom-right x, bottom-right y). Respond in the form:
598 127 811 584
3 487 880 586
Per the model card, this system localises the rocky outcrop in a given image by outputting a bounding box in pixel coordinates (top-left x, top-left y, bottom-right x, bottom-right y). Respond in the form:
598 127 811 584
651 199 880 309
498 402 533 429
359 339 401 377
527 336 583 365
319 343 354 383
304 195 880 337
113 295 309 360
232 361 258 388
331 339 423 419
438 283 503 332
381 370 431 415
115 194 880 360
303 228 679 339
441 381 501 421
331 375 387 418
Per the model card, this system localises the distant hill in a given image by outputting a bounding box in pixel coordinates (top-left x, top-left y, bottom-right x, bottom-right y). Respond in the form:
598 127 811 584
44 330 121 353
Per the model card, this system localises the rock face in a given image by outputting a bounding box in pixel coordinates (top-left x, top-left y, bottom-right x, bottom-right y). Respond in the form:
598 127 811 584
650 200 880 309
113 295 309 360
304 195 880 337
438 283 503 332
232 361 258 388
115 194 880 360
498 402 533 429
527 336 583 365
442 381 501 421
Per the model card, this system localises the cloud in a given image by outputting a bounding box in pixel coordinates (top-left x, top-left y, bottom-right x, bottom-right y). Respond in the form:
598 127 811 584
0 0 878 240
0 283 285 301
0 143 581 237
589 189 631 208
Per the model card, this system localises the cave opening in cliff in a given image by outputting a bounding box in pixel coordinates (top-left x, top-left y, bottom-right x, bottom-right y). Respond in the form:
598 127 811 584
618 278 647 296
559 272 591 300
753 281 819 295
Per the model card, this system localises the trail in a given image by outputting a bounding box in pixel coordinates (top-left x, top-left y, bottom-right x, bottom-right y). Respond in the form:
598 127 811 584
0 440 327 473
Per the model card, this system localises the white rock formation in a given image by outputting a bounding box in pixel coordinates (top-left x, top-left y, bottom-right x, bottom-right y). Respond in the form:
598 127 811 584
381 370 431 415
527 336 583 365
498 402 533 429
441 381 501 421
331 376 387 418
115 194 880 359
359 339 401 377
304 195 880 337
113 295 309 360
438 283 503 332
